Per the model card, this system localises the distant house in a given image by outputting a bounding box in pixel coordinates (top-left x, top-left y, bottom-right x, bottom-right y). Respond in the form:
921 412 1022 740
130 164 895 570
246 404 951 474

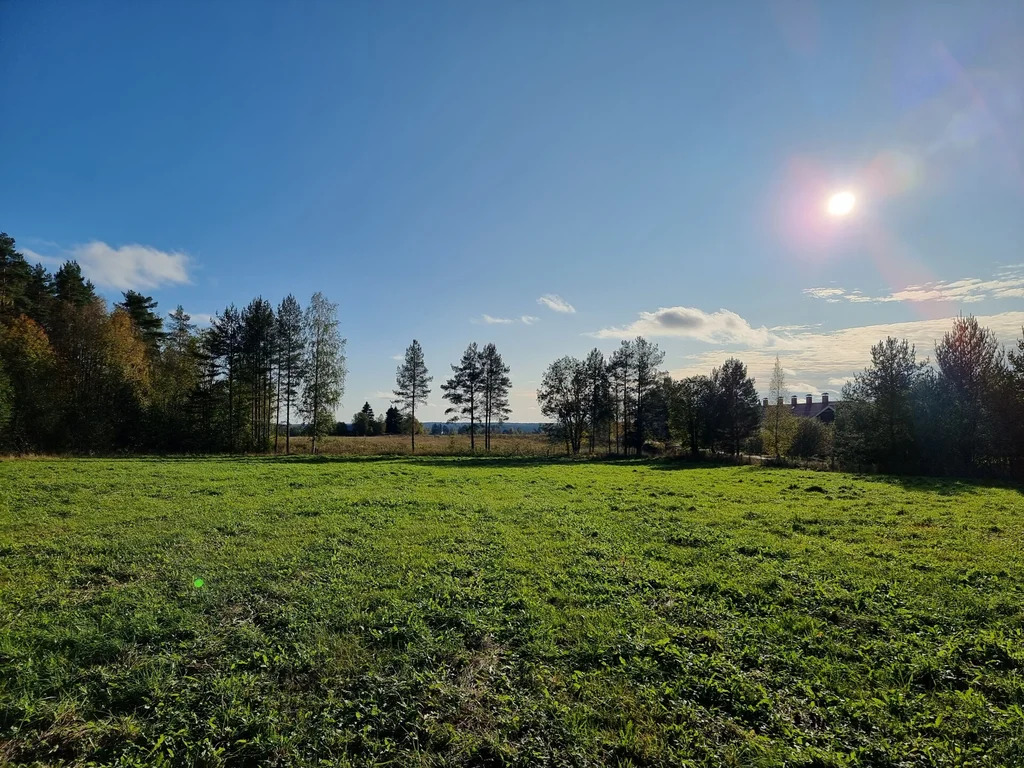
761 393 838 424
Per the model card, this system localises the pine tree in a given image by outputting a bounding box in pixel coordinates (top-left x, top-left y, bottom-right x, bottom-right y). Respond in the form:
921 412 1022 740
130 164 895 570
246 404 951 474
154 306 199 450
116 291 165 351
275 295 305 454
840 337 927 472
632 337 665 455
53 261 96 307
24 264 56 329
935 315 1003 470
608 341 635 455
384 406 403 435
480 343 511 451
441 343 484 452
583 348 611 454
241 298 275 451
393 339 432 452
353 402 375 436
712 358 760 455
0 232 33 322
208 305 244 451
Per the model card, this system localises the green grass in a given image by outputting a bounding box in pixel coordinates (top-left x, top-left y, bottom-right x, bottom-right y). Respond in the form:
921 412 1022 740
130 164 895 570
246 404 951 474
0 457 1022 767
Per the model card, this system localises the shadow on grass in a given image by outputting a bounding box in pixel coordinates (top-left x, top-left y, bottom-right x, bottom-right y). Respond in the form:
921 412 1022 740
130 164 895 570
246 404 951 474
645 455 1023 495
860 473 1023 496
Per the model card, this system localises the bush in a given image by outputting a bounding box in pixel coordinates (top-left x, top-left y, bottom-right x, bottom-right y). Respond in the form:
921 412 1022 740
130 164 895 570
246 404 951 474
788 419 832 459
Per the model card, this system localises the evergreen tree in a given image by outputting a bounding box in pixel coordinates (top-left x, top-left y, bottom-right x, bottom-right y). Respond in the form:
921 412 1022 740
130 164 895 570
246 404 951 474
53 261 96 306
393 339 431 452
275 295 305 455
583 348 611 454
24 264 55 329
934 315 1003 470
711 358 760 455
480 342 511 452
441 343 484 452
116 291 165 351
608 342 634 454
152 306 199 450
208 305 245 451
631 337 664 454
384 406 403 435
670 375 712 458
0 232 32 322
353 402 375 436
838 337 927 472
241 298 276 451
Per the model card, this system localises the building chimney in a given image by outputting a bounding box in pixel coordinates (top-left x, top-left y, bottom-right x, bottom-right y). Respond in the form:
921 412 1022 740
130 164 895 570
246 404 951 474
806 394 813 406
822 392 829 405
777 396 783 406
791 395 798 406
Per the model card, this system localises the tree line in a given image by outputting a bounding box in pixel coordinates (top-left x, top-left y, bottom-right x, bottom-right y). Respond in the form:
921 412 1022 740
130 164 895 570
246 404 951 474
3 229 1023 476
347 338 514 452
536 318 1024 479
0 232 346 454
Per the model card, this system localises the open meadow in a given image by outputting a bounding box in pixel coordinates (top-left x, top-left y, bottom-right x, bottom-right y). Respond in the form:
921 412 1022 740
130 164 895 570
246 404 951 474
0 457 1022 767
287 434 556 457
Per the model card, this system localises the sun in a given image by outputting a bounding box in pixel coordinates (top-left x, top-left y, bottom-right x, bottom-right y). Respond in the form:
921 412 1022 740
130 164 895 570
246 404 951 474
827 191 856 217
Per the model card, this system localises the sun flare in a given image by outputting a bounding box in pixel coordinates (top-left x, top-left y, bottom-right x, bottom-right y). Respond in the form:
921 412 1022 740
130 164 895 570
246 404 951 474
827 191 856 217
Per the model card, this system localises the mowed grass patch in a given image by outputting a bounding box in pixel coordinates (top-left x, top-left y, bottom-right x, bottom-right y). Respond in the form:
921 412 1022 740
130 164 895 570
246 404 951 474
0 457 1022 767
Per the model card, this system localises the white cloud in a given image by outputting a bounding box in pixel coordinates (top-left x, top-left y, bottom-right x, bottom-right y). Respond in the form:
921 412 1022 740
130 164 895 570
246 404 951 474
537 294 576 313
803 287 846 302
591 306 774 346
186 312 213 326
804 267 1024 306
23 241 191 291
474 314 540 326
669 310 1024 396
20 248 63 268
391 354 404 361
476 314 514 325
373 391 394 400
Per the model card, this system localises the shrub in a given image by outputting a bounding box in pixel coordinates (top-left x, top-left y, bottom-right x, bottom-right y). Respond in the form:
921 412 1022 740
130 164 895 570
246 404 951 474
788 419 832 459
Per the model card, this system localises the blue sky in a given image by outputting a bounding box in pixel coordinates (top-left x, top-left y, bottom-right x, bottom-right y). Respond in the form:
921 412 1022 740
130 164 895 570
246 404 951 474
2 1 1022 421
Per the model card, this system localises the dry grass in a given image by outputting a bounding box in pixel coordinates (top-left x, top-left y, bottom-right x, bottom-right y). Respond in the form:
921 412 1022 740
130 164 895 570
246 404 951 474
283 433 558 456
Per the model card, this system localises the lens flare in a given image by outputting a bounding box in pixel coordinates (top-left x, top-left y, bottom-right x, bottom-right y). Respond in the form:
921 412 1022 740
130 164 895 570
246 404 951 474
827 191 856 216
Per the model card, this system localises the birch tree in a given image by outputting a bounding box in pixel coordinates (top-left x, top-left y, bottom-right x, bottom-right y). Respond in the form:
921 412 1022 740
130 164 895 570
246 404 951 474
300 292 346 455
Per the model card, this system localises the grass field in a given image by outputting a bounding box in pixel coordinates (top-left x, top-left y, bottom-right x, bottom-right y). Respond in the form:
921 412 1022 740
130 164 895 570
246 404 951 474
287 434 555 456
1 457 1022 767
